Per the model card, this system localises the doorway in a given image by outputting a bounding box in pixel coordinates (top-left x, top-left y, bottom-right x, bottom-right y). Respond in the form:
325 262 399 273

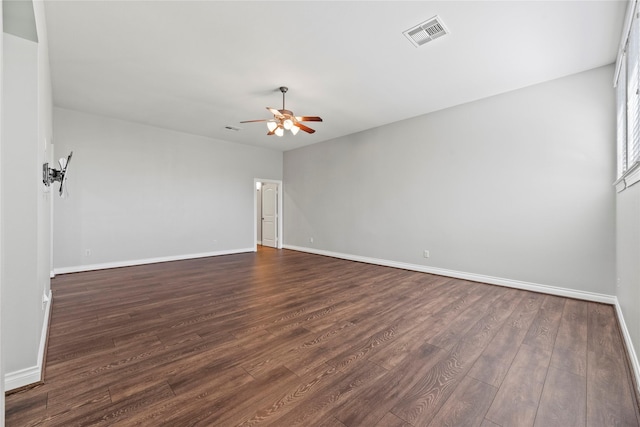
254 179 283 251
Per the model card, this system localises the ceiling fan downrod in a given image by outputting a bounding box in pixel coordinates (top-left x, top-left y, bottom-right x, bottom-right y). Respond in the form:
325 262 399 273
280 86 288 110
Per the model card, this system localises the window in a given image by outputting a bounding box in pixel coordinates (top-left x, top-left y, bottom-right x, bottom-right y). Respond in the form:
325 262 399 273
616 1 640 188
617 52 627 178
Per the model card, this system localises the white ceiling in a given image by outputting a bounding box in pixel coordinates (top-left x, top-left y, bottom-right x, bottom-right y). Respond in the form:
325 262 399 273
43 1 627 152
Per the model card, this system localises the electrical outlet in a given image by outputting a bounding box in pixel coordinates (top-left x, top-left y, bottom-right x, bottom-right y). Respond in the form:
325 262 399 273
423 250 430 258
309 237 314 243
84 249 91 256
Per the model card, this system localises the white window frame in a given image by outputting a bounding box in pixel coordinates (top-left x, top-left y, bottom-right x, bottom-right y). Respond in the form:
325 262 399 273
615 0 640 192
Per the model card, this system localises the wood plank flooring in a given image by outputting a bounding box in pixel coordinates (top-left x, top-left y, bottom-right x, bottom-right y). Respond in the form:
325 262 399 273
6 248 640 426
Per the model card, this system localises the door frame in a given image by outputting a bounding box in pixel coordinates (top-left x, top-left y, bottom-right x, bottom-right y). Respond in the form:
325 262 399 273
254 178 283 251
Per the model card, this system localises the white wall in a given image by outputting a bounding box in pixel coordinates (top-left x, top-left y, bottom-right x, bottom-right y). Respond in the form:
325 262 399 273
616 181 640 392
35 0 53 306
1 0 54 393
2 32 39 375
1 0 5 419
53 108 283 271
256 184 262 243
1 28 52 390
284 65 616 297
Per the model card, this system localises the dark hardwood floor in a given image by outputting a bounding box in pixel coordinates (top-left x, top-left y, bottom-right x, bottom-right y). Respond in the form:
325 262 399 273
6 247 640 426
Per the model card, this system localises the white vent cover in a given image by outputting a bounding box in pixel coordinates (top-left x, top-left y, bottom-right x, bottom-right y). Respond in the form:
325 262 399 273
403 15 449 47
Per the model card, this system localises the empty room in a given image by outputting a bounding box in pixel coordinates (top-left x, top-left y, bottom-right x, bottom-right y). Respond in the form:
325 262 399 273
2 0 640 426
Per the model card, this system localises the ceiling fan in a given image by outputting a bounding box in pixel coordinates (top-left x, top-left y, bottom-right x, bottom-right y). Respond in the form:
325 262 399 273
241 86 322 136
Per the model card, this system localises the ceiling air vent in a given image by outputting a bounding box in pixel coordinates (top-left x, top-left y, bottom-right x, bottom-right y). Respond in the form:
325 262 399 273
403 15 449 47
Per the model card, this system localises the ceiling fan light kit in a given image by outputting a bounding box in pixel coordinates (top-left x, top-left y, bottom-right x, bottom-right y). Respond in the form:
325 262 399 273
240 86 322 137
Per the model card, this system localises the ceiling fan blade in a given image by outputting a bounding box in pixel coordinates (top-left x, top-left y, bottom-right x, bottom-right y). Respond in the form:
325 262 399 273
295 116 323 122
240 119 268 123
267 107 284 118
295 123 316 134
267 128 277 136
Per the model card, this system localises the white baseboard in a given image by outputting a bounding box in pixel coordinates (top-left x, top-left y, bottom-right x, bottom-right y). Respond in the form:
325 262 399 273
5 290 52 391
282 245 617 304
4 366 42 392
614 298 640 396
53 248 255 275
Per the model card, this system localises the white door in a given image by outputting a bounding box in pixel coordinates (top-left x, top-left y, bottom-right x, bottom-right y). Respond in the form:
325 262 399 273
261 183 278 248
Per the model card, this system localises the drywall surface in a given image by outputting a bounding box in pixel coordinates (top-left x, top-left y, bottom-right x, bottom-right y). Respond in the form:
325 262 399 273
616 181 640 384
53 108 282 270
256 185 262 243
2 33 40 375
284 65 616 295
35 0 53 338
1 0 53 393
1 0 5 418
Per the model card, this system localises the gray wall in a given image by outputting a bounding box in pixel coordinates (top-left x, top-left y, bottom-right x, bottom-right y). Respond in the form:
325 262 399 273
284 65 616 295
53 108 283 271
616 182 640 386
